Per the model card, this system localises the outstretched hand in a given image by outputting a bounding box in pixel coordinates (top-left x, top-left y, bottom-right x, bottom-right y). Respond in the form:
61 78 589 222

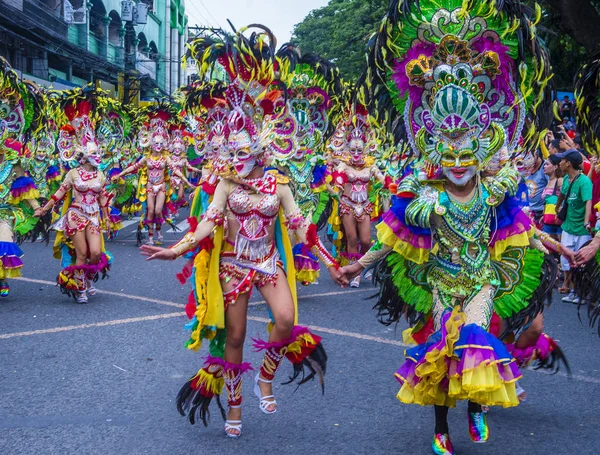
574 241 600 267
139 244 176 261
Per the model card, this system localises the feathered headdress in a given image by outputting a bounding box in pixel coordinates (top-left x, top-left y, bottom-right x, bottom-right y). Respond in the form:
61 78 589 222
328 85 379 161
281 52 343 155
575 52 600 157
49 84 101 163
365 0 552 170
187 24 298 160
0 57 26 152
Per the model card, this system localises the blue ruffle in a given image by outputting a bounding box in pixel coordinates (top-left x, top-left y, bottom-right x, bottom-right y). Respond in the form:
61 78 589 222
0 241 23 257
388 195 431 235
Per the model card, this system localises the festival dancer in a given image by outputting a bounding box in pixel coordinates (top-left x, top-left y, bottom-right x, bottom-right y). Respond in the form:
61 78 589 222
113 110 194 245
168 124 201 215
328 99 385 287
141 25 343 438
0 59 47 296
337 1 556 453
35 89 113 303
275 53 342 284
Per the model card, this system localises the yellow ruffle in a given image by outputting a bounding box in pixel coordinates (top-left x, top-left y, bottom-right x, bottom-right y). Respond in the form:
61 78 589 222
9 188 40 205
396 307 521 408
0 267 22 279
191 367 224 395
296 269 320 284
489 226 535 260
376 222 430 264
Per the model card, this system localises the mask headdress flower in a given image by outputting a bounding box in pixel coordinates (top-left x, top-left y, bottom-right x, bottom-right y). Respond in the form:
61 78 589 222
49 84 102 166
187 23 298 173
365 0 552 176
279 52 343 161
328 85 379 165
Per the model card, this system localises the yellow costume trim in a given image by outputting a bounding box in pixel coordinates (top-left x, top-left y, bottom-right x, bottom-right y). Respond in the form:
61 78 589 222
296 269 319 284
376 221 430 264
187 248 211 351
396 307 521 408
0 267 22 279
53 192 72 259
205 225 225 329
278 210 299 324
9 188 40 205
190 367 224 395
489 226 534 260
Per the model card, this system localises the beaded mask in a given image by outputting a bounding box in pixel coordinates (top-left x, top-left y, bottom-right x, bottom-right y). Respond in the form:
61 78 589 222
367 0 552 177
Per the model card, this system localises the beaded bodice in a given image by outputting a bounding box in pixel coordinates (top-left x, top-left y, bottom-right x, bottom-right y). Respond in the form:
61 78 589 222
287 160 314 203
343 164 371 203
147 155 167 184
71 168 105 214
226 181 280 261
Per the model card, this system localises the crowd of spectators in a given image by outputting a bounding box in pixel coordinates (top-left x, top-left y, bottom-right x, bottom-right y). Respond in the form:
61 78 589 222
526 95 597 304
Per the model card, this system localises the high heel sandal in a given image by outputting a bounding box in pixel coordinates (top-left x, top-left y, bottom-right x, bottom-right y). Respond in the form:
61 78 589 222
224 405 242 438
254 374 277 414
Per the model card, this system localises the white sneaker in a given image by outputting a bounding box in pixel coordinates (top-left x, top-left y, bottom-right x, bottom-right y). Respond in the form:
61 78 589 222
76 291 88 304
350 276 360 288
561 292 575 303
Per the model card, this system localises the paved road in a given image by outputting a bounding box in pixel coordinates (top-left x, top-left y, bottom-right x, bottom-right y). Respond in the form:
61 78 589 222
1 218 599 455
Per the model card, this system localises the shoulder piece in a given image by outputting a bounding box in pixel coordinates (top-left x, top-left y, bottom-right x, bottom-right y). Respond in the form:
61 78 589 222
405 184 440 229
483 166 520 205
267 169 290 184
397 173 422 195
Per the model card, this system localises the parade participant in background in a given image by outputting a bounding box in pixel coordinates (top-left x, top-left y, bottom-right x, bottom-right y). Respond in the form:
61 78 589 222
338 1 557 453
517 149 548 226
113 108 194 246
0 60 47 297
36 88 113 304
276 52 342 285
328 94 385 288
168 124 201 215
141 25 343 439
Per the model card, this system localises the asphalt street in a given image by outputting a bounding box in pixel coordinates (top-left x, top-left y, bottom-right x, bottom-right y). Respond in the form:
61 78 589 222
1 217 599 455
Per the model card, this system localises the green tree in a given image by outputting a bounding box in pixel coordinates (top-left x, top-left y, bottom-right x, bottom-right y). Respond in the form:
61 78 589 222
293 0 600 89
292 0 388 79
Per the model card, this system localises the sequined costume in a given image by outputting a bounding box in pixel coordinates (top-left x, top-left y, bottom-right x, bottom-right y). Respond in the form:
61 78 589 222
355 1 556 452
0 58 44 296
275 53 342 284
162 27 339 435
42 87 114 302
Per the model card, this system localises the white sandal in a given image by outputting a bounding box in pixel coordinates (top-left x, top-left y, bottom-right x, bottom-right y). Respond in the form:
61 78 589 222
86 279 97 296
516 381 527 402
254 374 277 414
224 419 242 438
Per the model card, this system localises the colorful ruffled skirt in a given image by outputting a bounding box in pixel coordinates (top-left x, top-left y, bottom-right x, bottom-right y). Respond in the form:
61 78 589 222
395 307 521 408
0 241 24 279
293 243 320 284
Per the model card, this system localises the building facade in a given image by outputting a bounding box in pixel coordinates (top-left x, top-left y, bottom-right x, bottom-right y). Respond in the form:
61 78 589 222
0 0 187 102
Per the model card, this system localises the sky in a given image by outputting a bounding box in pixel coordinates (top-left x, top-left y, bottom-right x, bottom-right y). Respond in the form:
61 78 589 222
185 0 330 43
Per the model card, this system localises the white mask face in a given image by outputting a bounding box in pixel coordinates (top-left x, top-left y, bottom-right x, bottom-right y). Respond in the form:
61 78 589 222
349 139 365 164
442 164 477 186
231 147 256 178
152 136 166 153
87 143 102 168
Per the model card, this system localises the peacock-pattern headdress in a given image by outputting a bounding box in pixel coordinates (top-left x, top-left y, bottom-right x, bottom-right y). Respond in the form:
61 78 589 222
365 0 552 171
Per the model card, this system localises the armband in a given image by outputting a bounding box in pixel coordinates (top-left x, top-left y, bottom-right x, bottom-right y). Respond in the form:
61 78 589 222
169 232 199 258
203 206 224 226
305 223 339 269
285 208 305 231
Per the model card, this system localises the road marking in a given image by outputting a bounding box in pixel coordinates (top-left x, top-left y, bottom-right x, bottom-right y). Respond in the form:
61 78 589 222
7 279 599 385
0 312 185 340
119 218 140 229
175 219 190 231
13 277 372 310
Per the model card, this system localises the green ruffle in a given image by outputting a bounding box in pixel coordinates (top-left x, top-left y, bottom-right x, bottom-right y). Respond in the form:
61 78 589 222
388 252 434 314
311 191 329 224
493 248 543 319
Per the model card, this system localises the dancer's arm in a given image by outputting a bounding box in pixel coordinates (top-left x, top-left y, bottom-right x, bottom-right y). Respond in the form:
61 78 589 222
114 158 145 180
140 179 229 260
35 170 75 216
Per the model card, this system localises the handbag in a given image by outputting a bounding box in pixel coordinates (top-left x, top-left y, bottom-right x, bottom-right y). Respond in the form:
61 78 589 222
557 174 580 222
543 180 562 226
